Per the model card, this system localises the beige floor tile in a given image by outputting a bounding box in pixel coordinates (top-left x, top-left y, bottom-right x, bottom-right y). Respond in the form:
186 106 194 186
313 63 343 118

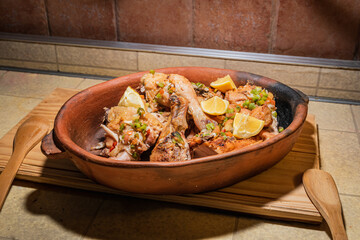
0 182 104 240
138 52 226 71
0 41 57 62
351 105 360 132
319 68 360 91
316 89 360 101
291 86 316 96
308 101 356 132
0 71 83 98
56 46 138 70
0 59 58 71
340 195 360 239
226 60 320 87
0 70 6 77
318 129 360 195
233 216 329 240
84 196 236 240
59 64 136 78
76 79 107 90
0 95 42 139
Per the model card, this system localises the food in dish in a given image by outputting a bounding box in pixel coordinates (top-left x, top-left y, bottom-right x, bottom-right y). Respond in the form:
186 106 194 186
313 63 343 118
96 72 282 162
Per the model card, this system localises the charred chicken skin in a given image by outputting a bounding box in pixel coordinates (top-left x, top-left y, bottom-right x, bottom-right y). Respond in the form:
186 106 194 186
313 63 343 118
150 94 191 162
98 72 280 162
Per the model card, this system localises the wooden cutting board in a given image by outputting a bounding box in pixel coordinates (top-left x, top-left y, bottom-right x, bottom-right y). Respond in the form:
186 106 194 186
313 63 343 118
0 88 322 223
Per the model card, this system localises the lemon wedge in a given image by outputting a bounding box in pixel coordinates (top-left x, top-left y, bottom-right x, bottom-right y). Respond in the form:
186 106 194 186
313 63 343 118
200 96 229 115
118 86 146 109
210 75 236 93
233 113 264 139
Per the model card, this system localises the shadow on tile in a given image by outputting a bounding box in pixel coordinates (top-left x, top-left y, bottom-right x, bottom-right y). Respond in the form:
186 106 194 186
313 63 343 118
18 181 335 240
22 184 237 240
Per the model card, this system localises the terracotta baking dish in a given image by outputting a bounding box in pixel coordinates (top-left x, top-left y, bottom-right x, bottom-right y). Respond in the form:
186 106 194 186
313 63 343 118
41 67 308 195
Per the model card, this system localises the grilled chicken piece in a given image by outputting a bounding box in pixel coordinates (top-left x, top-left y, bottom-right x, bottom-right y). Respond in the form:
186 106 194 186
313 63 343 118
140 72 172 111
101 105 163 161
141 73 217 131
250 105 273 127
150 94 191 162
204 136 262 154
168 74 217 130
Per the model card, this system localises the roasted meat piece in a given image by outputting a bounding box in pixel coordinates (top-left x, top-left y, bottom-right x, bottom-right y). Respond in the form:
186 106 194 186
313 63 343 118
150 94 191 162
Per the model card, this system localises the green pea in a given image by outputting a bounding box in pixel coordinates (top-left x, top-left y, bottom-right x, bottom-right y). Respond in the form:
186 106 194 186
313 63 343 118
279 127 284 132
248 103 256 110
157 82 164 88
252 95 260 102
257 99 265 106
119 123 125 132
242 100 250 107
206 123 215 130
226 108 234 114
196 82 204 88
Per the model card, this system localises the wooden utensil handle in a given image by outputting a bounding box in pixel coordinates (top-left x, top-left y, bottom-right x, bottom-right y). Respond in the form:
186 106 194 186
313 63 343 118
0 151 26 209
41 130 68 159
327 212 348 240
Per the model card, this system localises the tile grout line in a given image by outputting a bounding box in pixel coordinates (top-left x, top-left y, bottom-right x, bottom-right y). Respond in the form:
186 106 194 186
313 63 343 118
0 93 43 101
43 0 52 36
314 67 322 97
191 0 195 47
317 128 358 134
0 70 7 79
339 192 360 198
268 0 279 54
80 197 106 239
54 45 60 72
113 0 120 42
231 217 240 240
349 105 360 145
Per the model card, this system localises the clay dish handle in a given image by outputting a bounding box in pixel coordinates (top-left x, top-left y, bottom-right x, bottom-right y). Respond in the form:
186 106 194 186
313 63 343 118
41 130 69 159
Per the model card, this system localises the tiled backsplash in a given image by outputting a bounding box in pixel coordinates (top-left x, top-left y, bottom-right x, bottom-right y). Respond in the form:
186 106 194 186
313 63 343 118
0 37 359 102
0 0 359 60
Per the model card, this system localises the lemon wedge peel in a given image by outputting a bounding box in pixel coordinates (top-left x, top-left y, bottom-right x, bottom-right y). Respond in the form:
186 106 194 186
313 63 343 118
233 113 265 139
118 86 146 109
200 96 229 116
210 75 237 93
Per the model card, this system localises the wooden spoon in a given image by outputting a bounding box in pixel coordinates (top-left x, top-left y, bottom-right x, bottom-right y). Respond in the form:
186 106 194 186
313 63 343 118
303 169 348 240
0 116 49 211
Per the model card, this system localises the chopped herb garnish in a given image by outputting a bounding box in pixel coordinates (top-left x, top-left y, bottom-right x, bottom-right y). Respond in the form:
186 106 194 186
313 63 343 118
242 99 250 107
195 82 204 88
119 123 125 132
226 108 234 114
206 123 215 130
132 152 139 158
172 132 184 144
272 111 277 118
257 99 265 106
236 105 241 112
157 82 165 88
155 93 162 99
252 94 260 102
248 103 256 110
130 144 135 149
137 107 145 116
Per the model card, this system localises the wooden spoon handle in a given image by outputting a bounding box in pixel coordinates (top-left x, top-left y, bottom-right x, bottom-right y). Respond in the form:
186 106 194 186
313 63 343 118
0 151 26 209
0 116 49 211
303 169 348 240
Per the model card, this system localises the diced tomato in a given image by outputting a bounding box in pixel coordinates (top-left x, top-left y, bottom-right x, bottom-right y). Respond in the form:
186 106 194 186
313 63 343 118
109 141 117 152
